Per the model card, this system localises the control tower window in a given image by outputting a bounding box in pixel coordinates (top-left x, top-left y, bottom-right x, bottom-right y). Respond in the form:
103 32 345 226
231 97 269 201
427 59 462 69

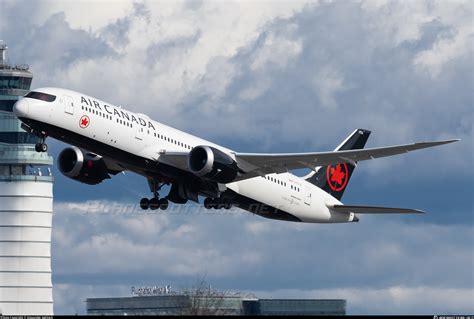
25 91 56 102
0 76 32 90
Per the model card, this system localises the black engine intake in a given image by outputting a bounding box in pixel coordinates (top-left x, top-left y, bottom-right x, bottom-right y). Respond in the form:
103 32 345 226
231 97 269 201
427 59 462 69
188 146 239 183
58 147 111 185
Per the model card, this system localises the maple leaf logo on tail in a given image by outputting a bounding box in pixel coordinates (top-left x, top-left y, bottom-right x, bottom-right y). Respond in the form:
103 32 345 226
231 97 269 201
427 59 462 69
330 165 346 185
326 163 349 192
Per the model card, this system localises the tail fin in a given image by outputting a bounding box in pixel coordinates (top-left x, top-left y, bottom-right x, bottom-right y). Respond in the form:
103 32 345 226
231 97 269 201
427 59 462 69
306 129 371 200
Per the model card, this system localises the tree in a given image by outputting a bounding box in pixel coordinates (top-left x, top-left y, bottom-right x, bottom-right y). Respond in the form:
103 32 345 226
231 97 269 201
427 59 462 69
178 279 238 315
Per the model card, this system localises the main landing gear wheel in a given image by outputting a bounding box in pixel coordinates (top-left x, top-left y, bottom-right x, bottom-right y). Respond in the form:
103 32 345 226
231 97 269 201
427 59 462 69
140 198 150 210
149 197 159 210
158 198 169 210
204 197 214 209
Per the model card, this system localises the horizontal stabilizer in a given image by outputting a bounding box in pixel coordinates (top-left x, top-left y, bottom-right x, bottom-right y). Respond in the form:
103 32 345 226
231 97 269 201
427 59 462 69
330 205 425 214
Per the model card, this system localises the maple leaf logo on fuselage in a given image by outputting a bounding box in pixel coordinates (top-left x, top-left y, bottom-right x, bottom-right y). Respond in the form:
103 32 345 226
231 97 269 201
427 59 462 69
79 115 90 128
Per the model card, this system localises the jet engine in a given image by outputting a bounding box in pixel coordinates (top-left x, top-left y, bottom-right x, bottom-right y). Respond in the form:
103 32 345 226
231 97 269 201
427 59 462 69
58 146 111 185
188 146 239 183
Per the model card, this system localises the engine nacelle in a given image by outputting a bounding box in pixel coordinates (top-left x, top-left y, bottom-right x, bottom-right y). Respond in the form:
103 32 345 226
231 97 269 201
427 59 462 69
58 147 110 185
188 146 239 183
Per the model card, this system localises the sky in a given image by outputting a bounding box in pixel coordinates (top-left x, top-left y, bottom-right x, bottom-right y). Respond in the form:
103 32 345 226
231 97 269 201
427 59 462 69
1 0 473 315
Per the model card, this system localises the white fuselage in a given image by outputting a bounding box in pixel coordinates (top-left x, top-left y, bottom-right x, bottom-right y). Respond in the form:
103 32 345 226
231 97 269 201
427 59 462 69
14 87 355 223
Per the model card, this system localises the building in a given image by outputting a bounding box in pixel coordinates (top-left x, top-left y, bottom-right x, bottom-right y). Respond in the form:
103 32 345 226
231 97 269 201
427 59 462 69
86 290 346 316
243 299 347 316
0 41 54 315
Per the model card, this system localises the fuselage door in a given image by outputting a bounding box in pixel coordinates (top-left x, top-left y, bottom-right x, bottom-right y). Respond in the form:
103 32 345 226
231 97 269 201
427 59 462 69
135 125 143 140
62 95 74 115
304 186 312 206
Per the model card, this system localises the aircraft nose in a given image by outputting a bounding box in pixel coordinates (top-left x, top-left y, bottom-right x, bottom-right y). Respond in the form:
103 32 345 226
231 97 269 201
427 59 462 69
13 98 29 117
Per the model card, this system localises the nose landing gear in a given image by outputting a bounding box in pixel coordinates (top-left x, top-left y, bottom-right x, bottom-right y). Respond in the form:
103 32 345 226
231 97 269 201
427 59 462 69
34 131 48 153
35 142 48 153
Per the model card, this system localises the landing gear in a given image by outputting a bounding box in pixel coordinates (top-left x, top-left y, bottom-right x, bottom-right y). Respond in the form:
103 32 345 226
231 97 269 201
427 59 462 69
21 124 48 153
34 133 48 153
140 179 169 211
204 197 232 210
139 196 169 211
35 142 48 153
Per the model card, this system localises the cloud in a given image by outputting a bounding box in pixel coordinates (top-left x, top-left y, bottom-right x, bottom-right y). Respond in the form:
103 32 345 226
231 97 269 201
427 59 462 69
51 200 474 314
312 65 346 109
0 1 472 315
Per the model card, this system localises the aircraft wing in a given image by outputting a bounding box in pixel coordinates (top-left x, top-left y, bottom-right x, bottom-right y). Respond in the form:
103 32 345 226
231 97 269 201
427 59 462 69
154 139 458 182
233 139 458 181
329 205 425 214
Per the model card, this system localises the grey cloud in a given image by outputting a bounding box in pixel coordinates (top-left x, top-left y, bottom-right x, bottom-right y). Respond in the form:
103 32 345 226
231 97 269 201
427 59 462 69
26 12 115 69
146 29 201 66
51 201 474 314
166 1 471 179
1 3 116 88
132 1 151 21
99 16 131 49
97 1 150 50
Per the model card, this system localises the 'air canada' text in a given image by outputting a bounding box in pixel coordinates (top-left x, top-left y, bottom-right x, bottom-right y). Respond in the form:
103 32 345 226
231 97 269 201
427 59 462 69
81 96 156 130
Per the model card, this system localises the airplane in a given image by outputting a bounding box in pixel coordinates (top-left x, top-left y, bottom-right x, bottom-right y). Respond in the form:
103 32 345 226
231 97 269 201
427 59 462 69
13 87 458 223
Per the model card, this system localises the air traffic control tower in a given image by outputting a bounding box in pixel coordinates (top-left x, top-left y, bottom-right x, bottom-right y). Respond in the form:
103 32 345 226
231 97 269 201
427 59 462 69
0 42 54 315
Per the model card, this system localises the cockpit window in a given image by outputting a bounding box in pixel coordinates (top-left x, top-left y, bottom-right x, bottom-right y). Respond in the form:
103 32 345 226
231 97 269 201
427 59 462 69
25 91 56 102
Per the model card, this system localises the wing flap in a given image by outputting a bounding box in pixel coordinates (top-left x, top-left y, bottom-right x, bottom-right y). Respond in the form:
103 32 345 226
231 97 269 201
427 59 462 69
330 205 425 214
156 151 190 171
